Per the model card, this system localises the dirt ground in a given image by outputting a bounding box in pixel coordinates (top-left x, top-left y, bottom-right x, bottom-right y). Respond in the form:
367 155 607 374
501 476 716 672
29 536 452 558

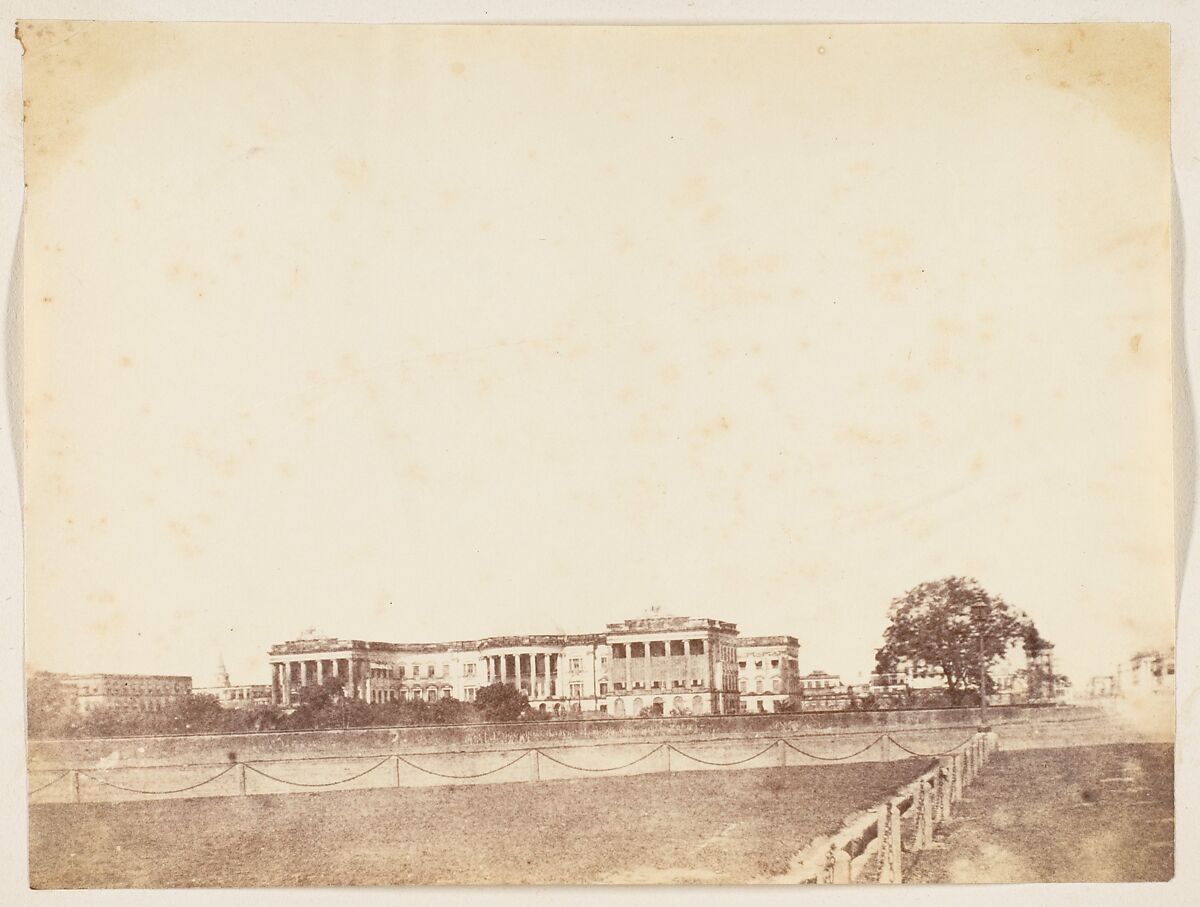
29 758 928 887
904 742 1174 884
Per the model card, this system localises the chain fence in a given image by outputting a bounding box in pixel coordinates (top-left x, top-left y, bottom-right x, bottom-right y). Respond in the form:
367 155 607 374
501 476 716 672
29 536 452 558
789 729 1001 885
26 730 984 805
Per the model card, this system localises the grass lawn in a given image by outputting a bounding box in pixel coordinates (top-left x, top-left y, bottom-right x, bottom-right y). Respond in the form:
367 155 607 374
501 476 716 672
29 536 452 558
904 743 1174 884
30 758 929 887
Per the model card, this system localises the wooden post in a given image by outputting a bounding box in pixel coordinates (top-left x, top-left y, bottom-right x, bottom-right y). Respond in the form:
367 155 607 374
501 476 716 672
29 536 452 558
953 754 964 801
905 784 921 851
940 764 953 820
529 749 540 782
238 762 247 796
71 770 81 803
879 735 892 762
878 802 902 883
918 780 934 849
832 847 851 883
818 842 850 884
891 801 903 883
777 739 787 768
394 754 401 788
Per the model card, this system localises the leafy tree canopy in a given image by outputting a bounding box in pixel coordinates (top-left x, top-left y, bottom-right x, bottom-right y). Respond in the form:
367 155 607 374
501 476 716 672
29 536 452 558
474 682 530 722
874 576 1037 697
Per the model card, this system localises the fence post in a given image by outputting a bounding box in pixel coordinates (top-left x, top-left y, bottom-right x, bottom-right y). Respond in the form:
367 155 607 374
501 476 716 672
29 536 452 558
919 780 934 849
818 842 850 884
529 749 540 782
904 784 920 852
952 754 964 801
926 779 937 846
238 762 247 796
394 754 401 788
817 843 834 884
833 847 851 883
777 739 787 768
71 770 81 803
892 801 903 882
876 805 892 881
878 801 902 883
940 764 953 819
879 735 892 763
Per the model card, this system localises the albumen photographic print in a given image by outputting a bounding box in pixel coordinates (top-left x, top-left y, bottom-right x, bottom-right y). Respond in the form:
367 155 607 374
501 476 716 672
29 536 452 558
15 19 1175 888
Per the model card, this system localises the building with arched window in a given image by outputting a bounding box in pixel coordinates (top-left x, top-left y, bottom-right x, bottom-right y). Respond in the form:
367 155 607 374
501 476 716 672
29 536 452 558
268 614 746 716
735 636 800 713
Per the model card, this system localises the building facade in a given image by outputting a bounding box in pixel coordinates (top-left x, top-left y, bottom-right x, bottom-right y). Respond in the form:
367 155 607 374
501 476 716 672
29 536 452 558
736 636 800 713
1114 649 1175 698
57 673 193 714
791 670 854 711
193 657 272 709
268 615 743 716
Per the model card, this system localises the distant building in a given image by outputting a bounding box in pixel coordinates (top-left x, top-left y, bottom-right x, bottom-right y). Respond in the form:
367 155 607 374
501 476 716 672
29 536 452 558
193 656 271 709
268 615 743 717
1115 649 1174 698
789 670 854 711
57 673 192 714
736 636 800 713
872 660 947 694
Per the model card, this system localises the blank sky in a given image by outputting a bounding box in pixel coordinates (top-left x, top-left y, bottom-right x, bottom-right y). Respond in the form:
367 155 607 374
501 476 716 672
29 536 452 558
20 23 1173 690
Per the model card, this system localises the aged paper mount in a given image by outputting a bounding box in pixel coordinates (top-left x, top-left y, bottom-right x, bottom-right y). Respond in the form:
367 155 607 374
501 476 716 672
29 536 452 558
3 10 1193 902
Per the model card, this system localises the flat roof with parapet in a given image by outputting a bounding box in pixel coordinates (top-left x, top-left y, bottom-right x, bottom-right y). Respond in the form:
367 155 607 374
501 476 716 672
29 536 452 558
59 673 193 682
269 633 608 656
269 617 744 656
604 616 738 635
738 635 799 647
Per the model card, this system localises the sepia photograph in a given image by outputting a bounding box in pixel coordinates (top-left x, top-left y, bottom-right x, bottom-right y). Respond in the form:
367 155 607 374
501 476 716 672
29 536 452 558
2 5 1191 897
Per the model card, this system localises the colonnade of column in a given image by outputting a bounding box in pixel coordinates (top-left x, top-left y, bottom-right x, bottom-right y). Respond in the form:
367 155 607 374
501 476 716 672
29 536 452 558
273 657 355 706
482 652 558 699
615 638 709 692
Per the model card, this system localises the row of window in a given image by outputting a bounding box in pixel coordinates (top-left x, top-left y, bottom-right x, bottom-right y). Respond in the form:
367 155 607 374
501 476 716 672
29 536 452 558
605 679 708 693
370 686 473 703
738 677 785 693
612 640 709 658
801 679 841 690
71 683 187 695
299 646 770 683
78 699 175 713
608 695 710 716
739 699 785 713
372 659 594 680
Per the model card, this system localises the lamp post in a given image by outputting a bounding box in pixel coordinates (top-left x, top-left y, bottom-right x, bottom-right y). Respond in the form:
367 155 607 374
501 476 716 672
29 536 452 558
970 601 988 729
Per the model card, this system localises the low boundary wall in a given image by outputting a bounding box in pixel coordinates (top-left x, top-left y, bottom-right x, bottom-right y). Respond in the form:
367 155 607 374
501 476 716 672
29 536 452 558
28 728 978 806
26 704 1095 770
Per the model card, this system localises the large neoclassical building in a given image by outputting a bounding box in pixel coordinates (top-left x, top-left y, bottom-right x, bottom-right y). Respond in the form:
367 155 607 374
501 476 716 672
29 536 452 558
269 615 791 717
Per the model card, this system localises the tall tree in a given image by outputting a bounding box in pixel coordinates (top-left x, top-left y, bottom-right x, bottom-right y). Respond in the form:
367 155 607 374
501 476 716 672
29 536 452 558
874 576 1031 701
